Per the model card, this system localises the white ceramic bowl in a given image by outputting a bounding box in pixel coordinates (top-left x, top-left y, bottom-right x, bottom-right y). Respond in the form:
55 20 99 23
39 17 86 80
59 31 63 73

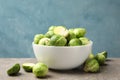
32 41 93 70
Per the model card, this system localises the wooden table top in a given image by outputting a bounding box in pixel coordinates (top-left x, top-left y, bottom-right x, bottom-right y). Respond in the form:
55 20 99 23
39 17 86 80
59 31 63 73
0 58 120 80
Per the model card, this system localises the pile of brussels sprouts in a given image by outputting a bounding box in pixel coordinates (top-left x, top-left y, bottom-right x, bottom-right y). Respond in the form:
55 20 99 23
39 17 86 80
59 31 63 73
84 51 107 72
7 51 107 78
34 26 90 46
7 62 48 78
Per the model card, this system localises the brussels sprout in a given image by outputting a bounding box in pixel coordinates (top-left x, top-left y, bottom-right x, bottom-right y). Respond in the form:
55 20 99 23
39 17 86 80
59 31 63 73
66 30 76 41
33 63 48 77
50 35 67 46
88 53 95 59
73 28 86 38
34 34 44 44
69 29 74 32
53 26 69 37
68 38 82 46
38 38 50 46
95 54 106 65
48 26 56 31
79 37 90 45
7 63 20 75
84 59 100 73
45 31 54 38
99 51 107 59
22 63 35 72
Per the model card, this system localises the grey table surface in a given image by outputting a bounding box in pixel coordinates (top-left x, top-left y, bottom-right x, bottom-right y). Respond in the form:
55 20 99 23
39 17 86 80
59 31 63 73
0 58 120 80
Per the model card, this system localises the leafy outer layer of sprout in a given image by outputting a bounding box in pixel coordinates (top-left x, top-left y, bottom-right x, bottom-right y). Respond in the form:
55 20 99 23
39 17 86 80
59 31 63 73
73 28 86 38
49 35 60 45
7 63 20 75
68 38 82 46
69 29 74 32
33 63 48 77
45 31 54 38
67 30 76 41
84 59 100 73
99 51 107 58
88 53 95 59
53 26 69 37
22 63 35 72
50 35 67 46
95 54 106 65
48 26 56 31
34 34 44 44
79 37 90 45
38 38 50 46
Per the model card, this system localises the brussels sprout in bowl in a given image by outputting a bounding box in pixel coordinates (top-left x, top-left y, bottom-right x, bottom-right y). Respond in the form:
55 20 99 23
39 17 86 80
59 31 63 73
32 41 93 70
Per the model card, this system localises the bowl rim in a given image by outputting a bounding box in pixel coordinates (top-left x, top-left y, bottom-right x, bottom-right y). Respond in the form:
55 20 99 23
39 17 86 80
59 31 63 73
32 41 93 48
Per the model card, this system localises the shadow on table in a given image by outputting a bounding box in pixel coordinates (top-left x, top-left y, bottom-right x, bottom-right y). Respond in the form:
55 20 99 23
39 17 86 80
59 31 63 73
49 59 112 75
8 72 23 77
35 75 53 79
49 66 100 75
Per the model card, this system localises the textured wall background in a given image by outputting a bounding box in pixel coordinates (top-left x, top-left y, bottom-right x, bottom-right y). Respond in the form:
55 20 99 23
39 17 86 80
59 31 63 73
0 0 120 57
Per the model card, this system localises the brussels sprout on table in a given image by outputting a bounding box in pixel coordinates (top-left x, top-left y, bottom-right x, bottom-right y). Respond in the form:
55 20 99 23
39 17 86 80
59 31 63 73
7 63 20 76
95 54 106 65
88 53 95 59
84 59 100 73
99 51 107 59
33 63 48 77
22 63 35 72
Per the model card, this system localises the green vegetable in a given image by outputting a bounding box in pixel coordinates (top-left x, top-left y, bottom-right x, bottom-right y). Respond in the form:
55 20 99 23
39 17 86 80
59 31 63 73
7 63 20 75
22 63 35 72
79 37 90 45
99 51 107 59
50 35 67 46
34 34 44 44
38 38 50 46
33 63 48 77
48 26 56 31
68 29 74 32
33 26 91 46
95 54 106 65
73 28 86 38
53 26 69 37
66 30 76 41
84 59 100 73
45 31 54 38
88 53 95 59
68 38 82 46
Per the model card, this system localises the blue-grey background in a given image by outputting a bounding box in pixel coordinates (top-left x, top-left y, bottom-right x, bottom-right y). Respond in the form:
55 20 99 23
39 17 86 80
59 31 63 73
0 0 120 58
